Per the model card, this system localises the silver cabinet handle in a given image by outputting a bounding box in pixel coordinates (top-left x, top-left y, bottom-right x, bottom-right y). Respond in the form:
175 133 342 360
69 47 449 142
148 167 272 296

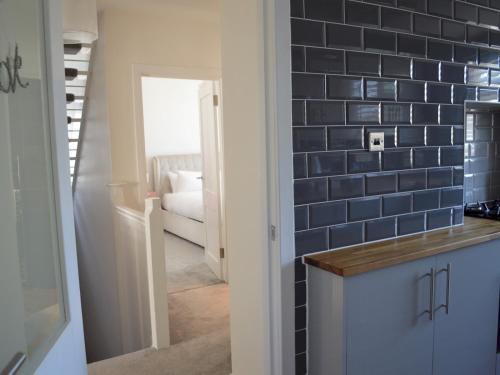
436 263 451 315
1 352 26 375
425 268 436 321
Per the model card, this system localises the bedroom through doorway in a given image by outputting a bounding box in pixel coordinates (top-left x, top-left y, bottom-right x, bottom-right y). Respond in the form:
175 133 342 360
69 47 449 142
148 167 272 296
139 75 230 349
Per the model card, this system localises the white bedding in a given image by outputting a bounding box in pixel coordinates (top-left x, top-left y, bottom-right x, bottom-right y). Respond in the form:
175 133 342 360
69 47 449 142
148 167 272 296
162 191 204 222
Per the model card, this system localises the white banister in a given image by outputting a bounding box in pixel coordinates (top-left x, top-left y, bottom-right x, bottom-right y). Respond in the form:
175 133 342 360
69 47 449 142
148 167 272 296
144 198 170 349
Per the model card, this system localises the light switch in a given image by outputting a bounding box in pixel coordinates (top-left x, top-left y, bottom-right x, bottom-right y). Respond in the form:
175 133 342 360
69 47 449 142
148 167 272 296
369 132 385 152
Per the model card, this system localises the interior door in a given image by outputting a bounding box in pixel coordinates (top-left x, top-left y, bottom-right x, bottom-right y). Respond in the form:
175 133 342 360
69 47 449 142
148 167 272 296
0 0 86 374
199 81 223 279
433 241 500 375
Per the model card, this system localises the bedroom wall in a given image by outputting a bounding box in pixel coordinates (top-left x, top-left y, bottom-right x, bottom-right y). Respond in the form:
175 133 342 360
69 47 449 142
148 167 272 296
141 77 203 189
100 2 221 197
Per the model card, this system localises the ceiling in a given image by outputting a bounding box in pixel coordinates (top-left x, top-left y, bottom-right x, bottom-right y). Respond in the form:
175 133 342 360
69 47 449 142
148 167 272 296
97 0 219 12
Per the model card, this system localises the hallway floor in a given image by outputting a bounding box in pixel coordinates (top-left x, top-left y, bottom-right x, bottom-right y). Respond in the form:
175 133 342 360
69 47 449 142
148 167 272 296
88 232 231 375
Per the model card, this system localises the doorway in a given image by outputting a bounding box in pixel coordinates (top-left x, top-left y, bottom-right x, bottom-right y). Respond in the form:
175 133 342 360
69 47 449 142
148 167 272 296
139 74 230 351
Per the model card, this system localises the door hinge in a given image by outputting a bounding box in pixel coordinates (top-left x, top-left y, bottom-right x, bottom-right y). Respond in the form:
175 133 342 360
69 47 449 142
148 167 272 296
270 225 277 241
213 94 219 107
220 247 225 259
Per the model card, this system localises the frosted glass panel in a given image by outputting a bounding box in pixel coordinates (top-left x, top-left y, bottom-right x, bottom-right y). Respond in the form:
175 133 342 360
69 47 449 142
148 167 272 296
0 0 66 372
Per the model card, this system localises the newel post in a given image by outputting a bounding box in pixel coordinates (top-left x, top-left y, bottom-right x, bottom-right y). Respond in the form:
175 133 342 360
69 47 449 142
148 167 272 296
145 197 170 349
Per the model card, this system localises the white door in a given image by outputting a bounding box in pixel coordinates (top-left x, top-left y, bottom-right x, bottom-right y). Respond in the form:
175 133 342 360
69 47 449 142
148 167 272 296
0 0 86 374
199 82 223 280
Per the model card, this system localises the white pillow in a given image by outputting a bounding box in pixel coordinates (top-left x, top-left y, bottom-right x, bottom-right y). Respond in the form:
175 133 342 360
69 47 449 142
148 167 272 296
167 172 178 193
176 170 202 192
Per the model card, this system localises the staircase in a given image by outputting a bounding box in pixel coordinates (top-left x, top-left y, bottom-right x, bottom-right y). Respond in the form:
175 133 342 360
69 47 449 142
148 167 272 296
63 43 93 187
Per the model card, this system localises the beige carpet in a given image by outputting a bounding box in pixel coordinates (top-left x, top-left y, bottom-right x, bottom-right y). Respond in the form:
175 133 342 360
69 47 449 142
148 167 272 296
88 234 232 375
88 327 231 375
165 232 222 293
169 283 230 344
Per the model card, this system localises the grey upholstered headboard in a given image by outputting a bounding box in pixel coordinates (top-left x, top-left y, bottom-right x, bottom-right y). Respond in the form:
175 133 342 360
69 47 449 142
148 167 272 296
152 154 202 197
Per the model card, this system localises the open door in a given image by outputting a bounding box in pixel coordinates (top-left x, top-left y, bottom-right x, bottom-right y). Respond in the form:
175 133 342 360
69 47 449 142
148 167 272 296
0 0 86 374
199 82 223 280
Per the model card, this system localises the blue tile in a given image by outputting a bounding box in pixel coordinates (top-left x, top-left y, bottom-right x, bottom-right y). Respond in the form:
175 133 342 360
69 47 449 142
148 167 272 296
328 127 363 150
346 1 379 27
291 19 324 47
382 149 412 171
382 103 411 124
427 84 452 104
414 60 439 81
478 8 498 28
294 178 328 205
327 24 362 50
295 228 328 256
399 169 427 191
442 20 465 42
467 25 489 45
440 105 464 125
414 147 440 168
346 52 380 75
292 101 305 126
296 353 307 375
295 206 308 231
295 306 307 331
330 222 364 248
305 0 343 22
413 14 440 38
440 187 464 207
413 104 439 124
428 40 453 62
381 7 411 32
308 152 346 177
479 49 500 67
427 209 452 230
398 213 426 235
306 48 344 74
398 0 425 12
364 29 396 54
295 258 306 282
398 126 425 147
454 45 477 65
307 101 345 125
309 201 347 227
365 172 397 195
329 175 365 200
441 146 465 166
295 281 306 306
381 56 411 78
290 0 303 17
453 207 464 225
441 63 465 84
453 167 464 186
428 0 452 18
292 46 305 72
348 196 381 221
293 127 325 152
365 79 396 101
293 154 307 179
382 193 412 216
428 167 453 188
398 81 425 102
455 2 477 24
327 76 363 100
398 34 426 57
347 103 380 124
292 73 325 99
413 189 440 211
467 67 489 85
427 126 452 146
347 151 380 173
365 217 396 242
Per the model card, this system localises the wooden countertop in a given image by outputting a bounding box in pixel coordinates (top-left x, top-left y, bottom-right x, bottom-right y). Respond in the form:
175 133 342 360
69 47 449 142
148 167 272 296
304 217 500 277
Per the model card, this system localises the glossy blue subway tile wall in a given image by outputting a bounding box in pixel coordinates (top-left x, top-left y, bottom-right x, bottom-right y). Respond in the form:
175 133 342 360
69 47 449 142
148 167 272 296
290 0 500 372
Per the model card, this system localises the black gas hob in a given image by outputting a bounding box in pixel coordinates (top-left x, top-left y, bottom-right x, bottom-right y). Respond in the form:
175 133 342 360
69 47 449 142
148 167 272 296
464 201 500 220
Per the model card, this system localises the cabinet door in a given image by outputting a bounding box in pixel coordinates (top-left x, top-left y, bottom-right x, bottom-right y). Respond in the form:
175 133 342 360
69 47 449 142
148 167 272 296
433 241 500 375
345 257 436 375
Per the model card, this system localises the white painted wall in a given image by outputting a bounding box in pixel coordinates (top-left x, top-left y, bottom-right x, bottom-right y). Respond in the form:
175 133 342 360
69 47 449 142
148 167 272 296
73 16 124 363
100 2 220 190
141 77 202 188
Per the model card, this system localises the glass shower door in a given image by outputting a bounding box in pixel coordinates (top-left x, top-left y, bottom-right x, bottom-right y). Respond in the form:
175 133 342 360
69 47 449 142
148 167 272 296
0 0 67 373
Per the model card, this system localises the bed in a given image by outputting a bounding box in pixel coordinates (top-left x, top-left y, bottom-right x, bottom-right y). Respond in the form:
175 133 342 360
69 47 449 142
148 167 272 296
152 154 205 247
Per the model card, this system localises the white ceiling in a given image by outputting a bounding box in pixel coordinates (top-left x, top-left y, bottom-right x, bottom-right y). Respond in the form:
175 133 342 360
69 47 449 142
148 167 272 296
97 0 219 12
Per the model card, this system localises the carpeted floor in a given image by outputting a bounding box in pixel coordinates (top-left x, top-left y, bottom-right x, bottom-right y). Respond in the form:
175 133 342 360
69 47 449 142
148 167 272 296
165 232 222 293
88 232 232 375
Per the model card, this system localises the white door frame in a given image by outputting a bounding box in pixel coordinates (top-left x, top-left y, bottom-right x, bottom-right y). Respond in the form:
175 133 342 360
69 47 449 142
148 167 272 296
130 0 294 372
35 0 87 373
